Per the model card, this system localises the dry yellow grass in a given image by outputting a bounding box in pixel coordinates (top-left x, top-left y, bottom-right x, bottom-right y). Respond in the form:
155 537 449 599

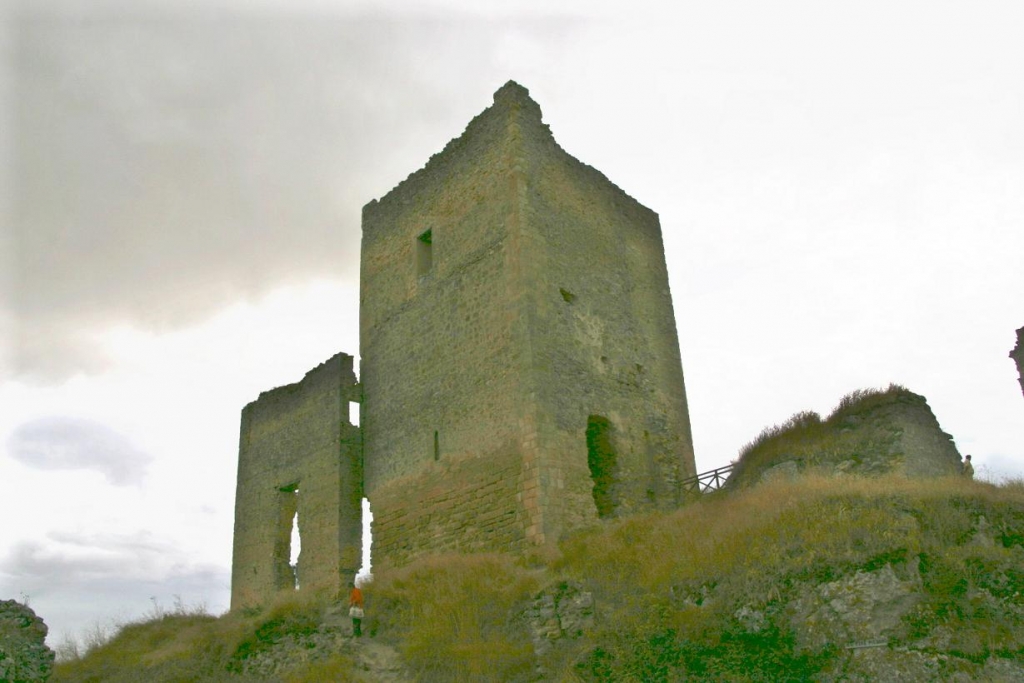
54 473 1024 682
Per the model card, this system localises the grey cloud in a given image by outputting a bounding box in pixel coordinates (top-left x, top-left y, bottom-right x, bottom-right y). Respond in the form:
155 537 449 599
0 534 230 643
7 416 153 485
2 531 184 583
5 4 581 382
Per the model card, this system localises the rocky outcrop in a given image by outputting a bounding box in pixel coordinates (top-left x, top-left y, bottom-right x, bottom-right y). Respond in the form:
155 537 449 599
524 581 595 658
730 387 962 488
522 580 595 678
0 600 55 682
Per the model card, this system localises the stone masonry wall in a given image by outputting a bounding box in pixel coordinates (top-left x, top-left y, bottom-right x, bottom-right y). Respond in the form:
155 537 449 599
360 81 696 567
360 83 538 567
371 452 525 566
231 353 362 609
360 83 526 494
1011 326 1024 403
515 85 696 538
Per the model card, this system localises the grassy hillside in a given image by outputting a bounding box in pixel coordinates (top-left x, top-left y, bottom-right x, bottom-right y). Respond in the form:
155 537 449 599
54 474 1024 682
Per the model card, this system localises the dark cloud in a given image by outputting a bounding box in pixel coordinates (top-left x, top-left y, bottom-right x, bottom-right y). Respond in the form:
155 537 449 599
5 4 580 381
7 416 153 485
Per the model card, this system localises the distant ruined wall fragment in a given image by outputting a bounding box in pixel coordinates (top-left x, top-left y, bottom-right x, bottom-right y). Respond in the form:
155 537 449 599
729 388 961 487
0 599 55 682
1011 326 1024 403
231 353 362 610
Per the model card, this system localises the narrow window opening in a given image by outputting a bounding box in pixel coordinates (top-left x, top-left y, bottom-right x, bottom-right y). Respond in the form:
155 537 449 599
585 415 618 518
416 229 433 277
348 401 360 427
433 430 440 461
289 508 301 589
559 288 575 303
356 497 373 585
276 483 300 590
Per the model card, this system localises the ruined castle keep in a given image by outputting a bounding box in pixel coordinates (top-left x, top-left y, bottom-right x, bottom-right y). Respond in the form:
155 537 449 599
231 82 696 609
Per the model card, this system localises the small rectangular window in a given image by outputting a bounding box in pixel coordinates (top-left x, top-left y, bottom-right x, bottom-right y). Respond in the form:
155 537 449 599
416 229 433 277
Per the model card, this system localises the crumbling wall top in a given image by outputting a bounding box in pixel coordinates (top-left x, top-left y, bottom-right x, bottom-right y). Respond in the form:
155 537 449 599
361 80 655 233
245 352 357 413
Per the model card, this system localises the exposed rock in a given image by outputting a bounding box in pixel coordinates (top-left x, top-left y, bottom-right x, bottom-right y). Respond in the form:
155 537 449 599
788 563 921 652
731 387 962 488
733 605 767 633
0 599 55 682
760 460 799 484
523 580 595 662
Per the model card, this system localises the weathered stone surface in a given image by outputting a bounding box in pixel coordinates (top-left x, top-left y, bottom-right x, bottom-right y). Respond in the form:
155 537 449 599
732 388 962 488
231 353 363 609
523 580 595 678
0 599 54 682
760 459 799 484
788 563 922 652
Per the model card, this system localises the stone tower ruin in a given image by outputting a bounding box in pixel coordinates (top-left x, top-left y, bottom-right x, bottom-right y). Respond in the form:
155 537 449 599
231 82 696 608
361 81 696 566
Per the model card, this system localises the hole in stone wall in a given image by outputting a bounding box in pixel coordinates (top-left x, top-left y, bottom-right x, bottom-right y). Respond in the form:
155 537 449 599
289 509 301 589
357 497 373 584
559 288 575 303
416 229 433 277
348 401 360 427
585 415 618 518
277 483 300 590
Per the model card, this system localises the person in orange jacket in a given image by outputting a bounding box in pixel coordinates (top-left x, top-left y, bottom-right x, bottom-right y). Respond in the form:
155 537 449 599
348 581 364 637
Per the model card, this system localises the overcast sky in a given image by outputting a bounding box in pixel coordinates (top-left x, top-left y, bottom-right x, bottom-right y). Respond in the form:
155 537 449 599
1 0 1022 646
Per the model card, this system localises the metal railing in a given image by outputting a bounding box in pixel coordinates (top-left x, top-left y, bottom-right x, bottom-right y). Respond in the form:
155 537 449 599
681 463 735 494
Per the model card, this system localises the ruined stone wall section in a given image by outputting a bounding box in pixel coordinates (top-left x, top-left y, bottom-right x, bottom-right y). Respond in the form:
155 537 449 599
1011 327 1024 402
231 352 362 610
731 389 961 487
